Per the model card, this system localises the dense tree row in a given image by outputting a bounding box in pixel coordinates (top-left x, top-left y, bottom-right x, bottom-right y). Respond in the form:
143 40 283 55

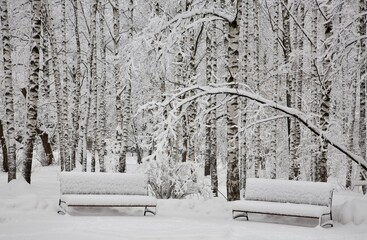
0 0 367 198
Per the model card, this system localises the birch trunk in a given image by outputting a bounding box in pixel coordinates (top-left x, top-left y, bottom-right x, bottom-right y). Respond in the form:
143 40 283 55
44 0 66 172
0 120 8 172
358 0 367 193
112 0 123 171
270 0 279 180
119 0 133 173
289 4 299 180
98 1 106 172
310 3 319 181
281 0 292 163
240 0 249 188
226 0 242 201
90 0 98 172
346 70 357 189
22 0 41 183
254 0 261 179
71 0 82 169
317 2 333 182
61 0 70 171
1 0 16 181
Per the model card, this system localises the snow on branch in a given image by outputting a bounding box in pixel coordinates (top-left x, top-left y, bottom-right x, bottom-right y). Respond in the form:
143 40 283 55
161 84 367 172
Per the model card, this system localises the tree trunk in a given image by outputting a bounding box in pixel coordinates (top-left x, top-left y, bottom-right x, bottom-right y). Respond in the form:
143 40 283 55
289 4 299 180
0 0 15 180
119 0 133 173
226 0 242 201
98 1 106 172
61 0 70 171
36 127 54 166
90 0 98 172
310 2 319 182
346 69 357 189
282 0 292 162
0 120 8 172
112 0 123 172
22 0 41 184
317 1 333 182
253 0 261 179
71 0 82 170
270 0 279 180
44 0 66 172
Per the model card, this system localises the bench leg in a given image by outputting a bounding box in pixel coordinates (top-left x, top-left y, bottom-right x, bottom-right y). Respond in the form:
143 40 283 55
57 199 67 215
232 210 248 220
320 213 333 228
144 206 156 216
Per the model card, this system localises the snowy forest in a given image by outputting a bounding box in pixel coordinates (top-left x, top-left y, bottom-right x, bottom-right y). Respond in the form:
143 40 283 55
1 0 367 203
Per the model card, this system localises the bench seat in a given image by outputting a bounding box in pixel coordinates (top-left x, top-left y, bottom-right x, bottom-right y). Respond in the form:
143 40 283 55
61 195 157 207
232 200 330 218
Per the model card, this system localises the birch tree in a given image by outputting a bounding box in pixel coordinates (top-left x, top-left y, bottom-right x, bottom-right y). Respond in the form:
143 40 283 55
226 0 242 201
98 0 107 172
1 0 16 181
357 0 367 193
71 0 82 169
317 1 333 182
61 0 70 171
22 0 41 183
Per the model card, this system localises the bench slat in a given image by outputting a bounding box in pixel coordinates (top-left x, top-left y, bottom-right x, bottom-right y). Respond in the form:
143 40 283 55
61 194 157 206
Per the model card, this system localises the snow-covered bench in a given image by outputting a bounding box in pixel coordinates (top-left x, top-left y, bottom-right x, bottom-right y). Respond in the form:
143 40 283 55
58 172 157 216
232 178 334 227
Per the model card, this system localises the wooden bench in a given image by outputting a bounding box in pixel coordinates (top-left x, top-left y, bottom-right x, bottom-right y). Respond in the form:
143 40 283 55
232 178 334 227
58 172 157 216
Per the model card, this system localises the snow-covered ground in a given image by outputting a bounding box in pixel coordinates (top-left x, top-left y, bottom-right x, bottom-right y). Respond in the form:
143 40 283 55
1 165 367 240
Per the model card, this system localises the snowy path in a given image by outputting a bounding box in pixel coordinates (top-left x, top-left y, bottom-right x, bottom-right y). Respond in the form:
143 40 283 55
1 167 366 240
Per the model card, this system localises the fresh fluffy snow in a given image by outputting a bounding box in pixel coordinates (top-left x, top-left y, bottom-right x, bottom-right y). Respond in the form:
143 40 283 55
59 172 148 195
1 167 367 240
244 178 333 206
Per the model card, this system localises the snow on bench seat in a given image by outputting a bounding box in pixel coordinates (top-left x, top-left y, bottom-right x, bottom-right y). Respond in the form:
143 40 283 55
58 172 157 215
232 178 334 227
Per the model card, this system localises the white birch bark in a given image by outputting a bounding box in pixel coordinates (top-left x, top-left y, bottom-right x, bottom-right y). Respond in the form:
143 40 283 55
358 0 367 192
318 1 333 182
226 0 242 201
22 0 41 183
61 0 70 171
310 2 319 182
44 0 66 172
90 0 98 172
1 0 16 181
71 0 82 169
98 1 106 172
270 0 279 180
254 0 261 179
289 4 299 180
119 0 133 173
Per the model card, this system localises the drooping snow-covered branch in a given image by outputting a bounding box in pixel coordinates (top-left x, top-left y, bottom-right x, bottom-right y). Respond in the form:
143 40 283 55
161 85 367 172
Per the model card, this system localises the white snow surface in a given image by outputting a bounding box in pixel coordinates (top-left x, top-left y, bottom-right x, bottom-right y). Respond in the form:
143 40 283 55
1 166 367 240
244 178 333 206
59 172 148 195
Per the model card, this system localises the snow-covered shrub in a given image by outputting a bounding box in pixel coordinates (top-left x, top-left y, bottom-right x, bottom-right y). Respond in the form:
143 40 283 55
143 155 211 199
